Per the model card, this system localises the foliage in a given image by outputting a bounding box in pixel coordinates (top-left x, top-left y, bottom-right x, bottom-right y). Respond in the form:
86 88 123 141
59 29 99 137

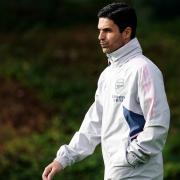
0 117 104 180
0 0 109 30
0 25 106 179
142 0 180 20
1 0 179 30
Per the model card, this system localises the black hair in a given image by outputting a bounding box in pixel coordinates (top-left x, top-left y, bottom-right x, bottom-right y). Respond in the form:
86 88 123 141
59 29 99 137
97 2 137 39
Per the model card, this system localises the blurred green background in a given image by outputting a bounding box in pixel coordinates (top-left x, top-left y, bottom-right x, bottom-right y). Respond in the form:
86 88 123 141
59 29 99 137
0 0 179 179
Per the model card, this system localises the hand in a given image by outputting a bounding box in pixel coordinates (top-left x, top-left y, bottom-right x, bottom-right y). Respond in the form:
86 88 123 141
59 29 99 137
42 160 63 180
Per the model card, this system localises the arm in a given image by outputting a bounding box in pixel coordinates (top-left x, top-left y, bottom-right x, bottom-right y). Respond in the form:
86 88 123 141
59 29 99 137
126 64 170 167
42 74 104 179
55 93 103 167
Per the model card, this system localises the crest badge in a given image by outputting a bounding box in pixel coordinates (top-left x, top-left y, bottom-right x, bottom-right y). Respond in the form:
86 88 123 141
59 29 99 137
115 79 124 94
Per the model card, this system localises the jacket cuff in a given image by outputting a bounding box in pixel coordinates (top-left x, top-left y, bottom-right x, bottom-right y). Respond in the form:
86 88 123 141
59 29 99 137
54 156 69 169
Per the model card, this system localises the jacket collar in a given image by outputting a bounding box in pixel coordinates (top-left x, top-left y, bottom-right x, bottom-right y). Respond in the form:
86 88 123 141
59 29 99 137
106 38 142 66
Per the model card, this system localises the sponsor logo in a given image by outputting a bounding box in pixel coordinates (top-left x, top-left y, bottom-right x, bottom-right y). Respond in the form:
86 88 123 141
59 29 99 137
112 95 125 103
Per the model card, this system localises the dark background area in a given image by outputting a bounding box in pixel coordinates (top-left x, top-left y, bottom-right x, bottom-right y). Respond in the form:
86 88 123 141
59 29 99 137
0 0 179 179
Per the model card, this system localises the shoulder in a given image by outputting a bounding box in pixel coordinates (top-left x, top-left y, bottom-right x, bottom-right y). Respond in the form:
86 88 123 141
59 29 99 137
131 55 164 83
98 66 110 83
129 55 162 76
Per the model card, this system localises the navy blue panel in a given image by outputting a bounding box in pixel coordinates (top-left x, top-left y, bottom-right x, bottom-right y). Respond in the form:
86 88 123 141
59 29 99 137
123 106 145 139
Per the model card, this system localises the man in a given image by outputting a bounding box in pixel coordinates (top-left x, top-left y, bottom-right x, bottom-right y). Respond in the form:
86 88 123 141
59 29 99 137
42 2 170 180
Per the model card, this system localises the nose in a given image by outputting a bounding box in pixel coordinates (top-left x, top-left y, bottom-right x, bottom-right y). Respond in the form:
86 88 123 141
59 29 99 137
98 31 105 41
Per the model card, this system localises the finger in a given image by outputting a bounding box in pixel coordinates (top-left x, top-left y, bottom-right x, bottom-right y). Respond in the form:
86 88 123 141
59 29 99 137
42 166 52 180
48 168 56 180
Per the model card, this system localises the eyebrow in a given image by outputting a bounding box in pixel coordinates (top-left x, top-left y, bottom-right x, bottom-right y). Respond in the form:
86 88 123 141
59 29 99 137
98 27 112 31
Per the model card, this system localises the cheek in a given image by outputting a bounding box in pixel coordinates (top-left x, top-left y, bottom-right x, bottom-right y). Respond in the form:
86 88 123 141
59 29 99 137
110 35 123 48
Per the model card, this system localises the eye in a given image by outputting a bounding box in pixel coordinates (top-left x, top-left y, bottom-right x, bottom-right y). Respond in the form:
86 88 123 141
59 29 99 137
103 28 112 32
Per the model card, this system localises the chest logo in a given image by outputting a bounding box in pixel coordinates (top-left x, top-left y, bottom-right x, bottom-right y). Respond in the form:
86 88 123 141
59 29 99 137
115 79 124 94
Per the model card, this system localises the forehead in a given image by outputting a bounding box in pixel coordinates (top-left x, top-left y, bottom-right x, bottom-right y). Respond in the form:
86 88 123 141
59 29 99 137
98 17 116 29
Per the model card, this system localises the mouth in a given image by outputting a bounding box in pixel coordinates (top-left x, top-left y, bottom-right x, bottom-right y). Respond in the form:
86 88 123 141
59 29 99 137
100 43 108 48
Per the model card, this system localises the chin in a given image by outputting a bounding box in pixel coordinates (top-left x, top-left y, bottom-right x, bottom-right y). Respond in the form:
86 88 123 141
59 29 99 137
102 48 110 54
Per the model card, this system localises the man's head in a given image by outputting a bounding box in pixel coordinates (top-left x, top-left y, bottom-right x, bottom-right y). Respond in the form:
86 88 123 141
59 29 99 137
97 2 137 54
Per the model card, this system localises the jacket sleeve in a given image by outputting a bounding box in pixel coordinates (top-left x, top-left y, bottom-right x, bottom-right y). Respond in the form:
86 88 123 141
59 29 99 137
126 64 170 167
54 76 104 168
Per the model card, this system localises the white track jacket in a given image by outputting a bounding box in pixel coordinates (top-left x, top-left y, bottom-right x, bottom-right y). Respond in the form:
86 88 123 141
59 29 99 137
55 38 170 180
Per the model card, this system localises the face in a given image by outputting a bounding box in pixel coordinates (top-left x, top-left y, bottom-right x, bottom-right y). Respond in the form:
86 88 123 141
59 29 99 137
98 17 130 54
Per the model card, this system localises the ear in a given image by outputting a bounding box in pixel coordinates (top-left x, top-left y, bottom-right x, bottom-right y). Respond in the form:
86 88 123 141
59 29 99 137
122 27 132 42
